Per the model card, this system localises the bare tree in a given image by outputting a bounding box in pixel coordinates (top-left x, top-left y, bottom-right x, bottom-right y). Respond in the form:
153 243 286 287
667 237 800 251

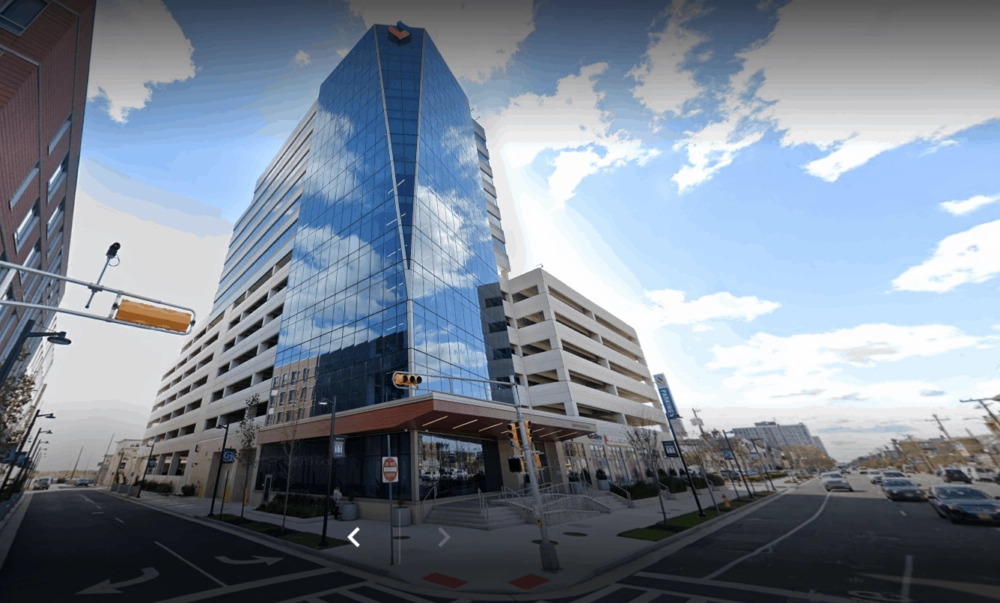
276 400 305 533
626 426 669 528
236 394 261 519
0 372 36 455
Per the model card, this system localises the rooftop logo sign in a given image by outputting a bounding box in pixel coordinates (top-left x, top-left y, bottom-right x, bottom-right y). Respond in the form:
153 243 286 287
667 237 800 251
388 24 411 45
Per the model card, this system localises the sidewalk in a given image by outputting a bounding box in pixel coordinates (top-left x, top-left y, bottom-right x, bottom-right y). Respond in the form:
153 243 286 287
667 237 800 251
116 481 790 594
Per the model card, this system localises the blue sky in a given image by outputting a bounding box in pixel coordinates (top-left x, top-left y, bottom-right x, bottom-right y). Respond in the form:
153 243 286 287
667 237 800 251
39 0 1000 467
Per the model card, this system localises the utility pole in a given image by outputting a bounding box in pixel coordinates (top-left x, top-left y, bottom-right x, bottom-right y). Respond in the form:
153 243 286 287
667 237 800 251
930 414 953 440
960 397 1000 431
69 446 84 480
691 408 707 437
96 433 114 484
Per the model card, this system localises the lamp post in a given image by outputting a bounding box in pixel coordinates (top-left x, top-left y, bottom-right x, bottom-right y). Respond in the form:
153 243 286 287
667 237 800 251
1 411 54 492
318 396 338 548
15 428 53 486
208 422 231 517
750 440 776 491
136 442 155 498
0 318 71 390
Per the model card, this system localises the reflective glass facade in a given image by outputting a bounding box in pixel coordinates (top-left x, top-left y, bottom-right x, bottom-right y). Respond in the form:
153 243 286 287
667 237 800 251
274 23 513 412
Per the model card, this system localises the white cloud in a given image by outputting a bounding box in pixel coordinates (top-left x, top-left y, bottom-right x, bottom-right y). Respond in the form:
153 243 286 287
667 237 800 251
346 0 535 83
88 0 196 123
644 288 780 328
673 0 1000 189
707 323 995 406
940 194 1000 216
892 220 1000 293
293 50 311 67
628 0 707 119
336 47 352 58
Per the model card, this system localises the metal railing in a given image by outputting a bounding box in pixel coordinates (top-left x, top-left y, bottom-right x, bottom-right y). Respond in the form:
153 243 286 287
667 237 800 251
477 488 490 530
419 484 438 522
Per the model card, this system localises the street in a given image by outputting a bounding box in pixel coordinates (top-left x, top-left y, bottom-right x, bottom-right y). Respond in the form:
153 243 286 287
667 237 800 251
578 474 1000 603
1 477 998 602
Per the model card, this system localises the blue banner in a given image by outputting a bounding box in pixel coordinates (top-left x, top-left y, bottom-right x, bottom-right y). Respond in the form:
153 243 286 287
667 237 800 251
653 373 679 419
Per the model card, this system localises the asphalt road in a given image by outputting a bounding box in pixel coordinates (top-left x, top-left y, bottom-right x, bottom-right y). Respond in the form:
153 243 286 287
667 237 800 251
2 478 998 603
583 474 1000 603
0 489 448 602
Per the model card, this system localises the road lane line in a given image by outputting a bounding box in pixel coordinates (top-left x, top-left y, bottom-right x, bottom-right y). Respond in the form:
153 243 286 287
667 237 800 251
901 555 913 599
152 568 336 603
704 490 833 580
80 495 100 509
115 517 125 524
633 572 860 603
155 541 226 587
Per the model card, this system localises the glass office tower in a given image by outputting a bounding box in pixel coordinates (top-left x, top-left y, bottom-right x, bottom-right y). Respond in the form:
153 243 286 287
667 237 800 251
273 23 512 414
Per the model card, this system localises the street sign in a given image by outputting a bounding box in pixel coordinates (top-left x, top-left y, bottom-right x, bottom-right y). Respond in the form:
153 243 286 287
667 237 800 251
653 373 679 419
147 459 157 468
222 448 236 464
722 449 735 461
381 456 399 483
662 441 680 458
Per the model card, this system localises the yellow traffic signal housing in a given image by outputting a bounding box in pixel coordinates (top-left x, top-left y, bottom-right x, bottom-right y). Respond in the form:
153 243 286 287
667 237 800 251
533 451 543 469
524 420 533 445
507 456 524 473
503 422 521 448
392 372 423 388
113 299 192 333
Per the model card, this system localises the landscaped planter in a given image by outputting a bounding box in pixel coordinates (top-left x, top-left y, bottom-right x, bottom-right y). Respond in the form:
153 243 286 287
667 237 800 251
597 479 611 491
391 506 411 527
340 502 359 521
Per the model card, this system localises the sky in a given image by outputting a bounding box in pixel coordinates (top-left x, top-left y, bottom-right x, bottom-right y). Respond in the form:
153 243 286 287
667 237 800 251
36 0 1000 469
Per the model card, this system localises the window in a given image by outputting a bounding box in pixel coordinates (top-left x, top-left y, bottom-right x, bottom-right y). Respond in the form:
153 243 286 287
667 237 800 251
47 200 64 235
281 373 288 387
272 376 280 388
487 214 503 231
481 171 494 186
14 203 39 251
302 367 310 382
279 392 285 406
48 116 71 155
8 164 38 210
47 154 69 198
290 371 298 384
0 0 47 35
288 390 297 404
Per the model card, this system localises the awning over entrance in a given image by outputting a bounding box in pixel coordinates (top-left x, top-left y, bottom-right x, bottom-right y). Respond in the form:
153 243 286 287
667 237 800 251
259 392 599 445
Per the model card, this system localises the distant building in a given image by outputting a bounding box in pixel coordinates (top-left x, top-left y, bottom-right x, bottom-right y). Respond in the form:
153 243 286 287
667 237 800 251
811 436 828 455
0 0 95 378
97 439 143 487
732 421 816 449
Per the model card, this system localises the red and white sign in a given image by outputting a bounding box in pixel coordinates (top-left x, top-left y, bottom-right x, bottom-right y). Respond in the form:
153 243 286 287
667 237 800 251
381 456 399 483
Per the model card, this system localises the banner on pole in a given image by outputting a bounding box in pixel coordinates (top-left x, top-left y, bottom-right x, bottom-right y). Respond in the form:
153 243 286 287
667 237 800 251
721 449 735 461
653 373 679 419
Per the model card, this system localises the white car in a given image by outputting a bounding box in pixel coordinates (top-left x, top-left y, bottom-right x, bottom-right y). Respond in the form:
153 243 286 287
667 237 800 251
822 472 853 492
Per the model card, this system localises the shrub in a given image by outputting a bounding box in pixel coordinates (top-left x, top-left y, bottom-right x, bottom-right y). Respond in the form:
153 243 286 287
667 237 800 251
660 477 689 493
595 469 608 480
706 473 725 486
180 484 197 497
621 482 661 500
260 493 333 518
141 480 173 494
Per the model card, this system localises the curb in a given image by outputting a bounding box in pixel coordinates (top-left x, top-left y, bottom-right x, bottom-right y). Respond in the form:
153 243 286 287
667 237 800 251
0 492 31 570
576 488 790 589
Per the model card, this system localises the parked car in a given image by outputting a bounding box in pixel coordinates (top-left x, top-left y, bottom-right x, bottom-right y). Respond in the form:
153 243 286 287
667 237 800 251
882 471 907 480
822 472 853 492
32 477 51 490
859 469 869 475
869 471 884 484
881 478 925 501
927 486 1000 524
960 467 996 483
942 469 973 484
75 478 91 487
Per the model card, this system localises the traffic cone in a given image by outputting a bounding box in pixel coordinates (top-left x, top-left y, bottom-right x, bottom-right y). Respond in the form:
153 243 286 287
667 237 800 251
721 494 732 509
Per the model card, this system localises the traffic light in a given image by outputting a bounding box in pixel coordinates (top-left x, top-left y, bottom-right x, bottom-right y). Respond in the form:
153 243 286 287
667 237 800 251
533 451 543 469
113 299 193 334
503 422 521 449
507 456 524 473
392 372 423 388
524 420 533 446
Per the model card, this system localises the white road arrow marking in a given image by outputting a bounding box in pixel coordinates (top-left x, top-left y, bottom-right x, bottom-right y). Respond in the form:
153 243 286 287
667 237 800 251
437 527 450 547
77 567 158 595
215 555 283 566
348 527 360 548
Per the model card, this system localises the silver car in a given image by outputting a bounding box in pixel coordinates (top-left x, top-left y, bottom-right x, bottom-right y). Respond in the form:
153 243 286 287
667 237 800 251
881 478 925 501
822 472 853 492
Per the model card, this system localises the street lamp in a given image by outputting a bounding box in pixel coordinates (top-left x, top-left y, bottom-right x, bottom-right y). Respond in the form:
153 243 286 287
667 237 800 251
136 442 156 498
1 411 54 492
208 422 231 517
0 318 71 389
721 431 754 499
317 396 338 547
